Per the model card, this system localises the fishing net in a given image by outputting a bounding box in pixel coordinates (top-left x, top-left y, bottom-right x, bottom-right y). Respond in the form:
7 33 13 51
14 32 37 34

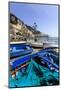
9 59 59 87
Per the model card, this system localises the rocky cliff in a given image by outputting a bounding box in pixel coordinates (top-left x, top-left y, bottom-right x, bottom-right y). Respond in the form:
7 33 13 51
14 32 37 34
9 13 47 42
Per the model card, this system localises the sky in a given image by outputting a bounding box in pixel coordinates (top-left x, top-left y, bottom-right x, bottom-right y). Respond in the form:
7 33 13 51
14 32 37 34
9 2 58 37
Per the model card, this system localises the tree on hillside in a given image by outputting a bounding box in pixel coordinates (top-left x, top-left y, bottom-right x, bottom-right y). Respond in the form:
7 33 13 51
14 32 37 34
32 22 37 31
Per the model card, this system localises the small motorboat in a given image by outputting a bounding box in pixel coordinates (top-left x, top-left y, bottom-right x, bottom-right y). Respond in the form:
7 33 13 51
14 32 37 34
10 42 33 58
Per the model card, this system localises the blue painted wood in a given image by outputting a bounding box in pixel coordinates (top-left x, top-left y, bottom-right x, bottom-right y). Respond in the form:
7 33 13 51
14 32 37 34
10 43 33 58
10 49 59 71
10 55 31 69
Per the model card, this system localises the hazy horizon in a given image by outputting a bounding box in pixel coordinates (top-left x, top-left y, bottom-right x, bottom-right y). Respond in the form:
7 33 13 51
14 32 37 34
9 2 59 37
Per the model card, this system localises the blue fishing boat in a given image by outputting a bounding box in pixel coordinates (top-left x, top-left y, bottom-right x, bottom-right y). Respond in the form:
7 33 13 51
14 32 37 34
10 42 33 58
9 61 59 87
9 50 59 87
38 48 59 67
10 48 59 72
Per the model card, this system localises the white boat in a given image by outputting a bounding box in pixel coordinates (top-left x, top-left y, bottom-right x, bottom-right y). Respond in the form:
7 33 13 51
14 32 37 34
29 42 43 48
10 41 26 44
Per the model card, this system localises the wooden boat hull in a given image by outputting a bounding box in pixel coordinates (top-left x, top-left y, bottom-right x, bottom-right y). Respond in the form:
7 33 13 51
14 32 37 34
10 48 59 72
10 43 33 58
